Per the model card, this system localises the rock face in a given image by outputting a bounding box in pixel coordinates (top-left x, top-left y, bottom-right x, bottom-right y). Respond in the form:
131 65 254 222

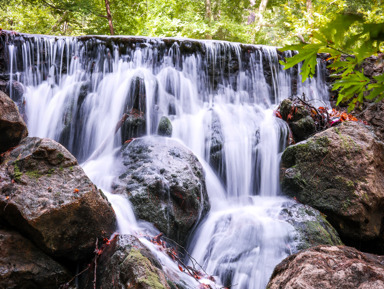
0 137 116 261
362 102 384 142
0 90 28 153
267 245 384 289
280 202 343 251
113 137 209 245
80 234 186 289
0 228 70 289
281 121 384 254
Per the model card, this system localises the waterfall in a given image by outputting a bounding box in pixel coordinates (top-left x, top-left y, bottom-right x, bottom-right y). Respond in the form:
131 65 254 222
2 32 329 289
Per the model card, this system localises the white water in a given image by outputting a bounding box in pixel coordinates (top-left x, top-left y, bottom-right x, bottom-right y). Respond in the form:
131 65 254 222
6 34 329 288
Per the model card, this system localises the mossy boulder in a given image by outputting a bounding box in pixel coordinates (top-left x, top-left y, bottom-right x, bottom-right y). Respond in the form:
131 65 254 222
280 202 343 251
79 234 187 289
281 121 384 254
112 136 209 246
0 137 116 261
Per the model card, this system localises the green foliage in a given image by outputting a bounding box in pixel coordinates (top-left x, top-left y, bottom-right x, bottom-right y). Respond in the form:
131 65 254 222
0 0 253 42
279 12 384 111
1 0 383 111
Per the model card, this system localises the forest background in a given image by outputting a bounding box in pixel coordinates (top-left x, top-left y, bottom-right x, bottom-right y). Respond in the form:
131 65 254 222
1 0 383 108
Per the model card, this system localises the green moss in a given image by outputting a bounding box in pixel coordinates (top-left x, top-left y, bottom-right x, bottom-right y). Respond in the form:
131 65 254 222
13 161 23 182
342 198 351 211
47 168 55 177
25 170 42 179
282 136 330 167
167 280 178 289
124 249 167 289
57 153 65 162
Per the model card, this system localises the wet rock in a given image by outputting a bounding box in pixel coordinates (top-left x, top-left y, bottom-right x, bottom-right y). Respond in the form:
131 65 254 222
280 203 343 251
6 80 25 104
268 245 384 289
208 112 226 183
0 137 116 261
281 121 384 254
0 228 70 289
121 110 146 143
278 99 316 142
80 234 186 289
289 116 316 143
0 90 28 153
157 116 173 137
121 76 147 143
113 137 209 245
125 76 146 113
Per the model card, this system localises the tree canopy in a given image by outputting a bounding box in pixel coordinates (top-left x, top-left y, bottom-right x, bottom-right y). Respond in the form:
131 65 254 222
1 0 383 109
0 0 381 46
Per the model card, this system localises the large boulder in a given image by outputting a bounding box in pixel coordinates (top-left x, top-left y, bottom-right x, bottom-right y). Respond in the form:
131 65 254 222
79 234 186 289
112 137 209 245
0 90 28 153
280 202 343 251
281 121 384 253
0 228 70 289
267 245 384 289
0 137 116 261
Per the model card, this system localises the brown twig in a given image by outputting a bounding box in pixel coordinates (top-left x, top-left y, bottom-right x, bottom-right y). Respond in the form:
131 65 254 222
93 239 98 289
59 265 91 289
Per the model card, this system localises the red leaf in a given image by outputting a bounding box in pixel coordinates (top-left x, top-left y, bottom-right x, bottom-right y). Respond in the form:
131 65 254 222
178 264 183 272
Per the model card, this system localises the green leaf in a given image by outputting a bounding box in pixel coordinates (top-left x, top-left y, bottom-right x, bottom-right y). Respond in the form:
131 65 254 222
366 86 384 100
279 44 323 83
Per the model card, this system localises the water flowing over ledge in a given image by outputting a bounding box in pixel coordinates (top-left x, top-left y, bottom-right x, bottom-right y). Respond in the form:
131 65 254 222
0 31 330 289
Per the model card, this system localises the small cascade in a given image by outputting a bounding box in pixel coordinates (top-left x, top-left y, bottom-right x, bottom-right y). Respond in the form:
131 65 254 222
1 32 330 289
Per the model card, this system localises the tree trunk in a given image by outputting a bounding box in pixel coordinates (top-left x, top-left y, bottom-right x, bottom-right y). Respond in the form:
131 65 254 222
306 0 313 25
205 0 212 39
257 0 268 23
213 0 221 21
205 0 212 22
104 0 114 35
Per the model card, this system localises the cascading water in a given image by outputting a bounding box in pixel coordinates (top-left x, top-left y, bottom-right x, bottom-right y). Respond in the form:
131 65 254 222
2 32 329 289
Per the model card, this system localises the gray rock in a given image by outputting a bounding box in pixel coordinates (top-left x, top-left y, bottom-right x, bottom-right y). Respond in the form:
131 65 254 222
289 115 316 142
113 137 209 245
280 202 343 251
268 245 384 289
281 121 384 254
0 137 116 261
0 228 70 289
